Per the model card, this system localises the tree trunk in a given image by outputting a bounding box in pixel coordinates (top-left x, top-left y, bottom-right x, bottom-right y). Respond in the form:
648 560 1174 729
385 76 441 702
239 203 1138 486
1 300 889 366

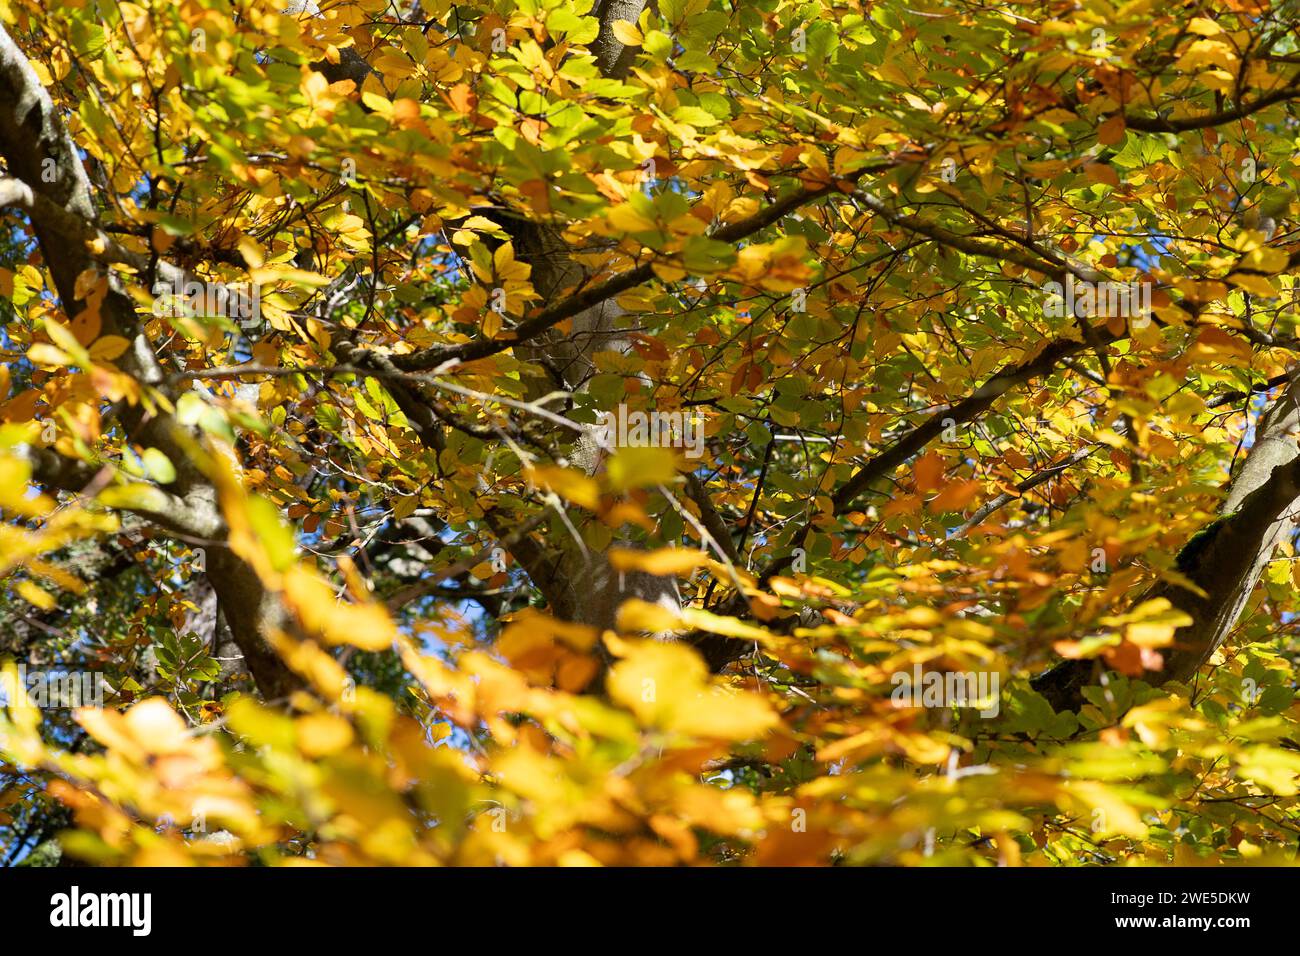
1033 374 1300 710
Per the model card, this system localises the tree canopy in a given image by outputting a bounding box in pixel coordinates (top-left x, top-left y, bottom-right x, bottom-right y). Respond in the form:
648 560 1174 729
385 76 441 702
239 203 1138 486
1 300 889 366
3 0 1300 866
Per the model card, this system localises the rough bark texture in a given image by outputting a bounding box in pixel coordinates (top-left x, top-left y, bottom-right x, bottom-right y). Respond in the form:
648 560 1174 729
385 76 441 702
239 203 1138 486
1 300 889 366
590 0 647 79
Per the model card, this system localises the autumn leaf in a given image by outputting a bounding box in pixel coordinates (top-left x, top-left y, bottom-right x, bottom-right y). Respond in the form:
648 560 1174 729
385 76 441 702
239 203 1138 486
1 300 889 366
605 634 777 741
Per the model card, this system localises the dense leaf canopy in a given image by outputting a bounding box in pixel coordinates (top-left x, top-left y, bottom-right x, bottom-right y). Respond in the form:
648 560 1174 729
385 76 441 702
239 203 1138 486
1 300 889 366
3 0 1300 866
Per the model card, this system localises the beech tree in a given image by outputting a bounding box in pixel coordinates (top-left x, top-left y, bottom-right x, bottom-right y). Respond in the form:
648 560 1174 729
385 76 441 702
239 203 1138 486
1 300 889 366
4 0 1300 866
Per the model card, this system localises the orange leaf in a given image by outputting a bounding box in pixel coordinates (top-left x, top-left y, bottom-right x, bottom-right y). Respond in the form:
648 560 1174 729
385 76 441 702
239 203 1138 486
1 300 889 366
447 83 477 114
928 478 981 513
1097 115 1126 146
913 452 945 492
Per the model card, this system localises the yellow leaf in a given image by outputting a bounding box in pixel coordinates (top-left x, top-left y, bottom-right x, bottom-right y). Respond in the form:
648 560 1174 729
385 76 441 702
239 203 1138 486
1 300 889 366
616 597 687 635
606 445 680 489
1175 39 1237 73
607 203 658 233
493 241 516 273
608 547 709 576
43 319 90 365
1241 246 1288 274
248 266 332 288
611 20 643 45
15 579 55 610
527 465 600 509
296 713 354 756
284 567 397 651
605 634 777 740
1126 621 1177 648
1067 781 1148 838
461 215 503 232
1105 597 1193 648
26 343 71 367
237 236 266 268
122 698 191 754
501 607 598 652
1230 273 1277 297
89 336 131 362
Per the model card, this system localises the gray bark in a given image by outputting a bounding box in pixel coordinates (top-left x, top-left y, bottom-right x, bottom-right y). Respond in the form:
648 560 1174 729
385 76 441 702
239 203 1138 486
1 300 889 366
475 0 680 636
590 0 647 80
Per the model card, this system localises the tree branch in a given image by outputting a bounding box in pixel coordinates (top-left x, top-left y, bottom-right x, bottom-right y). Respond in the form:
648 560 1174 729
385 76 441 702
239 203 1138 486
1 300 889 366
1034 373 1300 710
